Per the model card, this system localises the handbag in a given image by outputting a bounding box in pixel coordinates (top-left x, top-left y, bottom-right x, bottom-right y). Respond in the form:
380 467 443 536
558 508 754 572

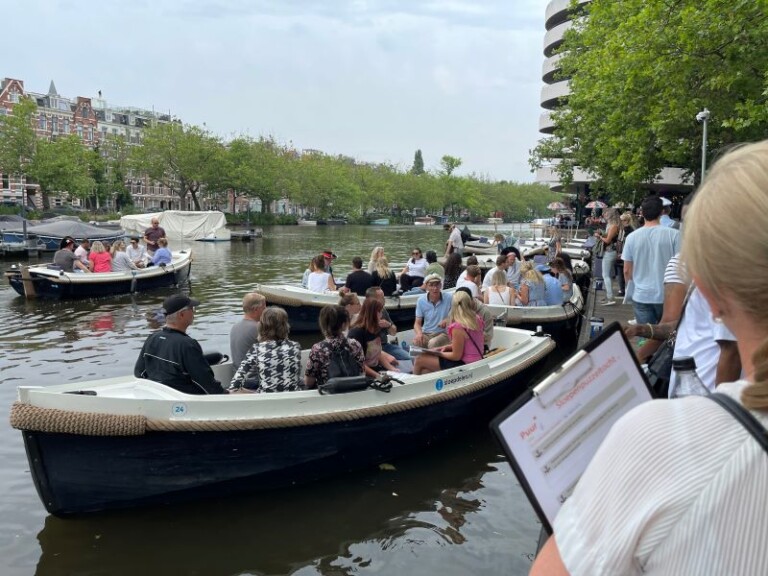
646 285 694 398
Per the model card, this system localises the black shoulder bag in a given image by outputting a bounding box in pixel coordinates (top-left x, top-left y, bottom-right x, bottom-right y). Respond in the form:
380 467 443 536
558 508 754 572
646 285 694 399
708 393 768 453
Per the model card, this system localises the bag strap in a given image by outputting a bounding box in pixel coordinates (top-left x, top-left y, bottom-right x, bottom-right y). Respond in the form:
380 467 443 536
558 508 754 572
707 393 768 454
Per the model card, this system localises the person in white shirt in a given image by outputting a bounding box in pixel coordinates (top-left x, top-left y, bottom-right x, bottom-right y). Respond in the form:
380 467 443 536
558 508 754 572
306 254 335 293
126 237 147 267
456 265 481 299
531 139 768 576
444 223 464 257
399 247 428 292
74 239 90 265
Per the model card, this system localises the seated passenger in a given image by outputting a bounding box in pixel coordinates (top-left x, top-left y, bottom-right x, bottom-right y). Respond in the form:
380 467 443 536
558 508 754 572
517 261 546 307
110 240 139 272
338 292 362 325
306 254 336 293
229 307 302 393
443 252 464 290
538 263 564 306
424 250 445 278
150 238 172 266
88 240 113 272
456 264 482 299
550 257 574 303
399 247 428 292
413 291 484 375
371 256 397 296
53 237 90 273
305 305 364 389
484 269 516 306
348 297 399 378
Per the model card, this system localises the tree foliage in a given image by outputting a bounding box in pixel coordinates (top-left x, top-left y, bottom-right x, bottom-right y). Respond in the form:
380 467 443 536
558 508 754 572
28 135 95 203
411 149 425 175
0 96 38 176
530 0 768 199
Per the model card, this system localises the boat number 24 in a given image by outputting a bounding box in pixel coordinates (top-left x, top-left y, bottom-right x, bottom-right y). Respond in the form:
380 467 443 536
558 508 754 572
171 403 187 417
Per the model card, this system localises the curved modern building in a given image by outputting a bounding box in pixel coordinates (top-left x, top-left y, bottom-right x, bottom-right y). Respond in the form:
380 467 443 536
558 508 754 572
535 0 691 195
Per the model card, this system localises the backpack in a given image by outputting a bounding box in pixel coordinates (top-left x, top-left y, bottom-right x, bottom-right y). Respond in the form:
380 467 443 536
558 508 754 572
327 344 363 380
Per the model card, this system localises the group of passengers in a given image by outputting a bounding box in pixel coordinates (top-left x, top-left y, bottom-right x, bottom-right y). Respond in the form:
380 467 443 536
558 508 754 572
51 218 172 274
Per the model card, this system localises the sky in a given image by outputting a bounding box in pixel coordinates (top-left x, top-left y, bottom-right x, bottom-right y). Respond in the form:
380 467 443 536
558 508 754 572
6 0 547 182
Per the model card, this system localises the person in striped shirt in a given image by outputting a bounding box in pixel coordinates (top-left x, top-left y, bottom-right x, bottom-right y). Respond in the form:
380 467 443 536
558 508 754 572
532 140 768 576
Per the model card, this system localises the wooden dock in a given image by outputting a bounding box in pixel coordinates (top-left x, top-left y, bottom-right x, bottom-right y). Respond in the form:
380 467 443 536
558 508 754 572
577 273 635 347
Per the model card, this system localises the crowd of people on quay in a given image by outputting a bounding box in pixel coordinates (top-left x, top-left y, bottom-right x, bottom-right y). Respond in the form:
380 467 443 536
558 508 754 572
51 217 172 273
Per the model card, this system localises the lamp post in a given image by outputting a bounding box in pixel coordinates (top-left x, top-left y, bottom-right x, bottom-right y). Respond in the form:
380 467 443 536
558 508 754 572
696 108 710 180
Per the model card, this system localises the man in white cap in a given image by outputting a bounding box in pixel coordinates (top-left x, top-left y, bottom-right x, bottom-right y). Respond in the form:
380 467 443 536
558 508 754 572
134 295 226 394
659 196 676 227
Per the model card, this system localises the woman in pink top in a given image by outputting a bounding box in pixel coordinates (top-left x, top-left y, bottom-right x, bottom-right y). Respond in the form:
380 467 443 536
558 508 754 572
88 240 113 273
413 291 484 374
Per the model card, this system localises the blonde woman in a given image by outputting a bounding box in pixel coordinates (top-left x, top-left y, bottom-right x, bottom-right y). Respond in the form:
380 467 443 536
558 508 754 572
110 240 139 272
368 246 385 273
596 208 621 305
484 269 516 306
532 140 768 575
517 261 546 307
371 256 397 296
413 290 484 375
88 240 112 273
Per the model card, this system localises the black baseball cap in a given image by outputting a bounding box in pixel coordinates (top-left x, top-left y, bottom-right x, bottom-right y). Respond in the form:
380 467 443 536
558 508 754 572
162 295 200 315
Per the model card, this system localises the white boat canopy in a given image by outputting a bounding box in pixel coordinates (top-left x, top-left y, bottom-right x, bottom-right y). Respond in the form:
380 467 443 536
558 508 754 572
119 211 230 241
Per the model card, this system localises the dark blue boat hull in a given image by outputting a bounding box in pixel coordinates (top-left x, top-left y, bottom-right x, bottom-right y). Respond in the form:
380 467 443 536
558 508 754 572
7 263 191 299
21 359 549 516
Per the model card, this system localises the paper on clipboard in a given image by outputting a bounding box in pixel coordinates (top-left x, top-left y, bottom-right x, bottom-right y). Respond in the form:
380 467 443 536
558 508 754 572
492 324 652 530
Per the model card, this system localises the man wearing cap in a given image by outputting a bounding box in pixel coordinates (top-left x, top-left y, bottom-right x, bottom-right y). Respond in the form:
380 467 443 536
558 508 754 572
126 236 147 267
134 295 226 395
322 250 337 279
659 197 676 227
230 292 266 370
413 273 453 348
53 237 91 273
143 217 166 255
538 264 564 306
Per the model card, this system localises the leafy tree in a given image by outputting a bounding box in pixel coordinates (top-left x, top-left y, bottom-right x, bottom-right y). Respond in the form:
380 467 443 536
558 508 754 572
411 149 425 175
530 0 768 198
28 135 95 204
439 155 462 177
131 122 221 210
0 96 37 177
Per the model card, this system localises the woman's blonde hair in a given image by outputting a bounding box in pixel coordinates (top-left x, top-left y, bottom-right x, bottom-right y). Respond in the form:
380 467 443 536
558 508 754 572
259 307 290 341
110 240 126 254
450 290 478 331
490 269 508 287
374 256 390 278
682 140 768 410
369 246 384 267
91 240 106 253
604 208 620 226
520 260 544 284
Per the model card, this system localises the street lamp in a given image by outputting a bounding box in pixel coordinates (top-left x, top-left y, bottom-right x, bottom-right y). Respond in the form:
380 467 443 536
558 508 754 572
696 108 710 180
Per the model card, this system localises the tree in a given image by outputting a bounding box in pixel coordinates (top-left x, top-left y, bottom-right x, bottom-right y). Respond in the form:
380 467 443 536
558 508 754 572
131 122 221 210
0 96 37 178
439 155 462 177
28 135 95 204
411 149 425 175
530 0 768 198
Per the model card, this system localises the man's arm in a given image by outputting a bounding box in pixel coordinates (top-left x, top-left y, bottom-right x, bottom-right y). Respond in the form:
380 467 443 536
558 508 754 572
134 342 147 378
185 342 227 394
623 260 633 285
715 340 741 385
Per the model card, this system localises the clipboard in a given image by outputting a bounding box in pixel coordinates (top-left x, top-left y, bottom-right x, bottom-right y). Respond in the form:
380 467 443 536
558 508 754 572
490 321 653 534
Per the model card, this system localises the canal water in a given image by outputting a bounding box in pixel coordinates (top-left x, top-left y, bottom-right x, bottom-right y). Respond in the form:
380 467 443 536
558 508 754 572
0 224 568 576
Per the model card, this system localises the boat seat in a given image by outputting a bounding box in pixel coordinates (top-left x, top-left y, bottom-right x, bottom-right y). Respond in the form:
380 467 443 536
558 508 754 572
484 347 506 359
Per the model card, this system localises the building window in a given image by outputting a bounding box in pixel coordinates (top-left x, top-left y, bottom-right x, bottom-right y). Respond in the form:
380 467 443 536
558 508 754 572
9 91 20 103
63 119 69 133
88 126 94 141
39 116 47 130
81 107 89 119
77 124 83 138
2 174 9 189
52 117 58 133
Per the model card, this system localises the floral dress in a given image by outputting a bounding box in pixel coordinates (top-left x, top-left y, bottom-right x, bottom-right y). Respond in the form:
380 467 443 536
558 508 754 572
230 339 302 392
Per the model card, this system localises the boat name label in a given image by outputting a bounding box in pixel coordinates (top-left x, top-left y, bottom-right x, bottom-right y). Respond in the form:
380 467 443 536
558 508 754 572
171 403 187 417
437 372 473 390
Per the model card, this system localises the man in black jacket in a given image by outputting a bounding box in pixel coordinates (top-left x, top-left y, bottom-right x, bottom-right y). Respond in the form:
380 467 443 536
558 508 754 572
134 295 227 394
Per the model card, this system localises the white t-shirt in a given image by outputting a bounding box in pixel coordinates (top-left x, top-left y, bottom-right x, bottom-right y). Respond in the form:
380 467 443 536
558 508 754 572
482 266 505 290
74 245 89 264
621 225 680 304
555 381 768 576
455 278 479 299
448 227 463 251
307 271 331 293
404 257 428 277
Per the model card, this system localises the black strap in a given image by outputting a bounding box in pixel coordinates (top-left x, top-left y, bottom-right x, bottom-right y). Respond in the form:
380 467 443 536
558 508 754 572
707 393 768 454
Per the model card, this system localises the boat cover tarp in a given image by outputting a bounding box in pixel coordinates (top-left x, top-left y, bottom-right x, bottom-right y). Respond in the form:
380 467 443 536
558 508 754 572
1 219 124 241
119 211 230 240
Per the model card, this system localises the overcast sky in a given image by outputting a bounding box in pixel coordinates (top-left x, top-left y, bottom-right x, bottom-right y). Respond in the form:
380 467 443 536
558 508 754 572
6 0 546 182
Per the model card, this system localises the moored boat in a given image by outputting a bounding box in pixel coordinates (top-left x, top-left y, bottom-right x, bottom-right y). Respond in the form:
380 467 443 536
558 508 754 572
413 216 436 226
484 284 585 335
254 284 429 333
369 218 389 226
10 326 555 515
297 219 317 226
1 220 125 251
120 211 229 241
4 250 193 299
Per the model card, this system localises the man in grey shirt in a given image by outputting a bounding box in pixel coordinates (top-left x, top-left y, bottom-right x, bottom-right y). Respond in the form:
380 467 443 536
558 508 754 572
229 292 266 369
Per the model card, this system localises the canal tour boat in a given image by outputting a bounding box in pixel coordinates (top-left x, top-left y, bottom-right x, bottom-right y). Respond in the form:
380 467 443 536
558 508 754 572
254 283 437 333
5 250 192 299
10 327 555 515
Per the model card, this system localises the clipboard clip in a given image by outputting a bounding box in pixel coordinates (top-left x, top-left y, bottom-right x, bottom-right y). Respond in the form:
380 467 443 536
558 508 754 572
533 350 593 408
